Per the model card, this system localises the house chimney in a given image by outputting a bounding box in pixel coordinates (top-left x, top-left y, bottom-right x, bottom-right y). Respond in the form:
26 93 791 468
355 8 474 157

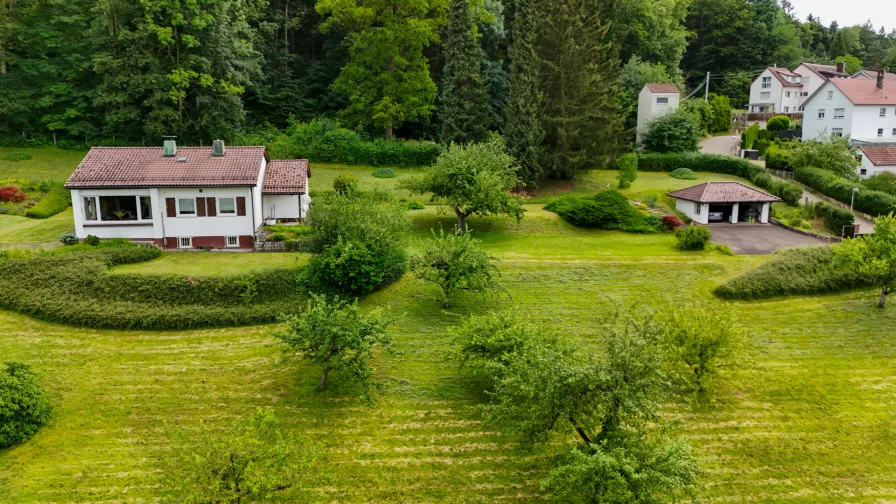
212 139 226 157
836 61 845 74
878 69 885 90
163 137 177 157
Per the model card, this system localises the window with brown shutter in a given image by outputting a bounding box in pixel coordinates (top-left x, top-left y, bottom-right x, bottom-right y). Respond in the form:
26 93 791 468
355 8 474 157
196 197 207 217
236 196 246 216
207 198 217 216
166 198 176 217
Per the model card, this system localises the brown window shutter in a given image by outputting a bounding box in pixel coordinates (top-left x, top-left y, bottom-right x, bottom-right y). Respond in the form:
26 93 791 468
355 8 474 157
166 198 176 217
207 198 217 217
196 197 207 217
236 196 246 216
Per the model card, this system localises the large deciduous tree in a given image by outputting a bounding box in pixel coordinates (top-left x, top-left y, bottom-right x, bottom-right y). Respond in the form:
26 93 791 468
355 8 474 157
596 0 690 77
399 137 524 233
316 0 445 140
835 213 896 308
789 137 860 180
503 0 545 187
538 0 624 178
439 0 490 145
661 303 743 391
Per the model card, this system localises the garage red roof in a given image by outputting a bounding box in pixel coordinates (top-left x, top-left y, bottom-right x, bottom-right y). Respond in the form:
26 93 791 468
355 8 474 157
65 146 268 189
667 182 781 203
263 159 310 194
646 83 679 93
860 144 896 166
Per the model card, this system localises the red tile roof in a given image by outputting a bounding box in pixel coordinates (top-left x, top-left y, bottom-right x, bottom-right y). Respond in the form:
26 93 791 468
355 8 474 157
646 83 679 94
828 78 896 105
65 146 268 189
860 144 896 166
801 62 850 78
667 182 781 203
853 70 896 80
263 160 310 194
769 67 803 87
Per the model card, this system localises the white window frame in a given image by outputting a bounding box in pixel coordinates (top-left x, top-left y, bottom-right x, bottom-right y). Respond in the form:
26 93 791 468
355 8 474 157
831 128 843 137
81 195 152 223
892 128 896 136
833 108 845 119
785 91 791 98
798 105 805 112
817 109 825 119
178 237 193 249
218 197 237 215
827 90 834 100
800 91 808 97
177 198 197 217
760 91 771 100
880 108 887 118
784 106 790 112
226 236 239 248
694 203 702 215
761 77 771 89
878 128 885 137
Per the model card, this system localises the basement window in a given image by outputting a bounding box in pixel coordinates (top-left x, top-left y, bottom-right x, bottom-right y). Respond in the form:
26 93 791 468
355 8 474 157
226 236 239 248
178 237 192 249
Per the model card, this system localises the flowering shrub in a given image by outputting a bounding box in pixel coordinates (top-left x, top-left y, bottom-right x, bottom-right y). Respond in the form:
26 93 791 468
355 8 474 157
661 215 684 229
0 186 25 203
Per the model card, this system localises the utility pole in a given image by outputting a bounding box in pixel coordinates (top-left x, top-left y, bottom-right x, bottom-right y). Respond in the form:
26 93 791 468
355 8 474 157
704 71 710 101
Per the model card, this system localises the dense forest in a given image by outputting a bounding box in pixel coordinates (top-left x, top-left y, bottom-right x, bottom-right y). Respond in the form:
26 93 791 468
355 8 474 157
1 0 895 157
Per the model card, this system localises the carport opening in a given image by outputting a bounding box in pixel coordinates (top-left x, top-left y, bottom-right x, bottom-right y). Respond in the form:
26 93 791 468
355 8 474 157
740 203 762 222
708 204 733 223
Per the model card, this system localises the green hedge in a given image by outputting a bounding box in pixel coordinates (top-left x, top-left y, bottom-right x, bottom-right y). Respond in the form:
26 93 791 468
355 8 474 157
816 202 855 233
765 146 793 170
0 248 306 329
741 124 759 150
714 247 870 300
25 187 71 219
794 166 896 216
544 190 660 233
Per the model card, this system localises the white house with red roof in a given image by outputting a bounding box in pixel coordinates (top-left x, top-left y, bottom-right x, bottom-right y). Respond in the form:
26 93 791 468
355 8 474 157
64 140 310 249
667 182 781 225
801 71 896 144
636 83 680 143
747 62 850 113
857 144 896 177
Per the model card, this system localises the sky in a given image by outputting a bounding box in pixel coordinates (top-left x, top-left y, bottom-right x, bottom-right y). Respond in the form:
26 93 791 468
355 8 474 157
787 0 896 28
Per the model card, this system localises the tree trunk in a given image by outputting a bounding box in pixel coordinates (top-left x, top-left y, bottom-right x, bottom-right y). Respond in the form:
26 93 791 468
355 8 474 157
569 416 592 444
879 286 888 308
455 209 467 234
385 125 393 141
385 56 395 141
319 369 330 389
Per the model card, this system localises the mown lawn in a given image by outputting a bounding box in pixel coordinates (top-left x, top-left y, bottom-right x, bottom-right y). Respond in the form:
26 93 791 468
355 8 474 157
0 209 73 244
2 207 896 503
109 251 311 276
0 147 86 182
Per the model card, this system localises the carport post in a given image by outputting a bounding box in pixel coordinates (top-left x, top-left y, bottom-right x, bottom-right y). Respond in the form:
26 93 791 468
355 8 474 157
730 203 739 224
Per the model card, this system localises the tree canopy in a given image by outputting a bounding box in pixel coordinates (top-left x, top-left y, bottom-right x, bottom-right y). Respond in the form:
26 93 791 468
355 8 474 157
835 213 896 308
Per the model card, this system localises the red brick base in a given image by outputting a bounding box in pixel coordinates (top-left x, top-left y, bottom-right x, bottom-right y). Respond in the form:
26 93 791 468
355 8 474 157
124 236 255 250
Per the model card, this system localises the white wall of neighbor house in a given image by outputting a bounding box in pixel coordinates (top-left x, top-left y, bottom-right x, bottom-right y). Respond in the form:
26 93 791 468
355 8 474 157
858 155 896 177
637 88 680 140
262 194 310 220
802 82 896 142
252 157 267 230
675 199 708 225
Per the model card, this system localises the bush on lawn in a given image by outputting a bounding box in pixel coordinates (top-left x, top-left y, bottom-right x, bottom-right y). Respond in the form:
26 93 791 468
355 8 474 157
714 246 870 299
0 247 307 329
669 168 697 180
766 116 791 132
404 200 425 210
661 215 684 229
59 233 78 245
544 190 660 233
674 225 711 250
755 139 771 157
0 186 26 203
815 202 855 233
372 167 397 178
1 151 32 161
616 154 638 189
641 110 701 154
0 362 52 448
302 237 407 298
795 166 896 216
765 145 793 170
25 186 70 218
84 235 100 246
333 173 359 195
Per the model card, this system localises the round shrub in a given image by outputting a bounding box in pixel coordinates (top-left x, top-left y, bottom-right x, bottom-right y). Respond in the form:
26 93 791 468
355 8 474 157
544 190 657 233
0 205 8 214
83 235 100 246
766 116 791 132
268 233 286 242
641 110 701 154
372 167 397 179
661 215 684 229
669 168 697 180
333 173 359 195
404 200 425 210
1 152 32 162
0 362 52 448
674 225 711 250
0 186 26 203
59 233 78 246
302 238 407 298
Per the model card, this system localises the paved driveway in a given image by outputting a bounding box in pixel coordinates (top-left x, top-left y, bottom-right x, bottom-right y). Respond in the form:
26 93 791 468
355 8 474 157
708 224 828 255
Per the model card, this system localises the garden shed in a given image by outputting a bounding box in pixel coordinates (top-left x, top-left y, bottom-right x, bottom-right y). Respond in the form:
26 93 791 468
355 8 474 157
667 182 780 225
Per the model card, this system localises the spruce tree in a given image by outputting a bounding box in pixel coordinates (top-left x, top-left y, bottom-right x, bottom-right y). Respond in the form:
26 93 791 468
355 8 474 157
539 0 625 178
504 0 545 187
439 0 490 145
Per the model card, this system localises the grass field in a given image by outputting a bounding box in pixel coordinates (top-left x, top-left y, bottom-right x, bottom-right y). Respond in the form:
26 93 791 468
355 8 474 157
0 147 86 182
109 251 311 276
0 209 73 244
2 149 896 502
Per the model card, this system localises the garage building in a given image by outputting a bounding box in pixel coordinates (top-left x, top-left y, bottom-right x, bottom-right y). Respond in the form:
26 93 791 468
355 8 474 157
668 182 781 224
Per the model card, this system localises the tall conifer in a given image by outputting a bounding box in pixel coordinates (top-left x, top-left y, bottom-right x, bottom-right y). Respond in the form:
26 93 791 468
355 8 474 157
504 0 545 187
439 0 490 145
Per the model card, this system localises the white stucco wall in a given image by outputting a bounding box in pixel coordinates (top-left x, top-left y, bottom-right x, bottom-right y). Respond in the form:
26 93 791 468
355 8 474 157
858 154 896 177
637 88 680 141
675 199 708 225
802 81 896 142
262 194 310 220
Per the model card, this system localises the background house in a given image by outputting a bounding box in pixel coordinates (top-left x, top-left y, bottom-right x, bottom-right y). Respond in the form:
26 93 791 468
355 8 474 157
64 140 310 249
747 62 850 113
636 83 680 142
800 71 896 144
857 144 896 177
668 182 780 224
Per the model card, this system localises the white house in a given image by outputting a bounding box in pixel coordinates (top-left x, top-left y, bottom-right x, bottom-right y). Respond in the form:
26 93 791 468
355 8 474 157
800 71 896 144
747 62 850 113
64 140 310 249
637 83 680 142
857 144 896 177
852 69 896 80
667 182 780 225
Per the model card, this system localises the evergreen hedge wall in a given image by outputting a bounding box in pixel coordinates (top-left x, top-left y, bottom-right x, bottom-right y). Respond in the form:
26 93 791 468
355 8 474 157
794 166 896 217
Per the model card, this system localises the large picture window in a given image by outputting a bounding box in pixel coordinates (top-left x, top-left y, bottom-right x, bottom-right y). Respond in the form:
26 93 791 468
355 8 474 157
219 197 236 214
99 195 138 221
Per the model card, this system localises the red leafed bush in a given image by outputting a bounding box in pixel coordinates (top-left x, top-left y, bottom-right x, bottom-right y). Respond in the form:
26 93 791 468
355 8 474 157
661 215 684 229
0 186 26 203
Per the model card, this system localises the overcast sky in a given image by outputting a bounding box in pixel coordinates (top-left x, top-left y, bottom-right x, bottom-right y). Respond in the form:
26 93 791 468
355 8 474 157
787 0 895 29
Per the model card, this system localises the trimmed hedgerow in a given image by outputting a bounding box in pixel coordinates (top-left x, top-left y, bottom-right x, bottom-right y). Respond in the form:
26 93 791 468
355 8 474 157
714 246 870 300
0 248 306 330
25 186 70 218
795 166 896 217
544 190 660 233
815 202 855 233
765 145 793 170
